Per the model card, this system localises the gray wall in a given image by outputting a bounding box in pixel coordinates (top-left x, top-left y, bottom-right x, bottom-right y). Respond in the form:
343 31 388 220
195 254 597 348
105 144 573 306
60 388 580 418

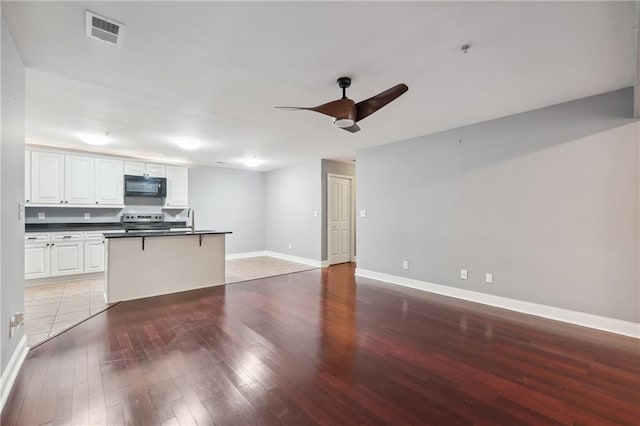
356 88 639 323
1 17 26 371
189 166 265 254
321 159 355 261
265 160 321 260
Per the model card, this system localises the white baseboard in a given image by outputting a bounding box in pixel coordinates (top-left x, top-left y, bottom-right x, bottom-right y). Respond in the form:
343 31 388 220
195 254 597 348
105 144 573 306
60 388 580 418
225 251 267 260
355 268 640 339
0 335 28 413
25 271 104 287
264 251 325 268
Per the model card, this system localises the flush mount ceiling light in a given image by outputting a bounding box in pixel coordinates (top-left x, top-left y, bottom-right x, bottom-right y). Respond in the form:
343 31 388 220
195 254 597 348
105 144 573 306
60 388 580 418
79 131 110 146
243 156 262 167
175 138 202 150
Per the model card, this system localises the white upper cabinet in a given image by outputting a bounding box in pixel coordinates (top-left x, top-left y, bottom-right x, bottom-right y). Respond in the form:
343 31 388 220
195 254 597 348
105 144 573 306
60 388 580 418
28 150 183 207
146 163 166 178
124 161 146 176
25 150 31 203
124 161 165 177
165 165 189 207
95 158 124 205
31 151 65 204
64 155 95 204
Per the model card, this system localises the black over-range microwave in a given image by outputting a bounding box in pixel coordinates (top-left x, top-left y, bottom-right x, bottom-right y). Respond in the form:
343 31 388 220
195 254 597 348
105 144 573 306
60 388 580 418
124 175 167 197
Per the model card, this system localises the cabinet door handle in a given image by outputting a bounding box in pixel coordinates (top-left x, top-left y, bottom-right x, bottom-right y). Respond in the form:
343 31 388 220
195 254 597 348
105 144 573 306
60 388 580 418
59 200 64 203
46 243 50 247
51 243 55 246
65 200 68 204
27 237 36 240
63 235 71 239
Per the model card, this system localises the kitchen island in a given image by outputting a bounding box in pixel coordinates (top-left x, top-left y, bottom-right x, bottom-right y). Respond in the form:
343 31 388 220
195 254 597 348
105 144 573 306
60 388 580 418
104 230 231 303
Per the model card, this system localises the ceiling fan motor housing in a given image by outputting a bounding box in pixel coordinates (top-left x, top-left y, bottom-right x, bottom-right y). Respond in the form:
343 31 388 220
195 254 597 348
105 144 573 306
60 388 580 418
332 97 357 127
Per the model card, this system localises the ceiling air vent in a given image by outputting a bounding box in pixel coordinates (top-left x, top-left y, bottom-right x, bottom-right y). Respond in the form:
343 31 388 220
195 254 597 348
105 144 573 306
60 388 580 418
85 11 125 47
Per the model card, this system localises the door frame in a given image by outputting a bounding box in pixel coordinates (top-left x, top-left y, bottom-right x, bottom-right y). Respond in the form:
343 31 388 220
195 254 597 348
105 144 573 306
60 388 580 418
327 173 356 265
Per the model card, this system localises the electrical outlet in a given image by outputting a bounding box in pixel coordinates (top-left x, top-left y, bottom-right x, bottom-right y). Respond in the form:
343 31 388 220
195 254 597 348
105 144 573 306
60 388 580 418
360 210 367 218
460 269 468 280
38 212 45 220
402 260 409 270
313 210 318 217
485 273 493 284
288 243 292 250
84 212 90 220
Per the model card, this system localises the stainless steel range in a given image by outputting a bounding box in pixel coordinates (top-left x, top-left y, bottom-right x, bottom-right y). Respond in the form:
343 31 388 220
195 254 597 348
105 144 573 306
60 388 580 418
122 213 170 232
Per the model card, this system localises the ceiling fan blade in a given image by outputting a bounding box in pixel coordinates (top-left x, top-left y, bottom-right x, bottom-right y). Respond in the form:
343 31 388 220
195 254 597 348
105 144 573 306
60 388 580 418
308 98 356 120
276 99 356 122
355 83 408 122
341 124 361 133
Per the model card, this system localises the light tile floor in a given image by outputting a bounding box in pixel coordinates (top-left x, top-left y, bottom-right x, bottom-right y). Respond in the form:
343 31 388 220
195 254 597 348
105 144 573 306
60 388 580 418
25 256 316 347
25 278 108 346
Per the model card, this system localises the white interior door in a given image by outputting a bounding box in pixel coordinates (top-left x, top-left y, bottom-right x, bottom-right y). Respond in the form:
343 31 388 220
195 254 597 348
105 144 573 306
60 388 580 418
328 175 352 265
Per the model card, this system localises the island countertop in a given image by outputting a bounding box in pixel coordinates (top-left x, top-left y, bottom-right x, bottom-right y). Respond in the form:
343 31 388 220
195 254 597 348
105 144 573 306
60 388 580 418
104 230 232 239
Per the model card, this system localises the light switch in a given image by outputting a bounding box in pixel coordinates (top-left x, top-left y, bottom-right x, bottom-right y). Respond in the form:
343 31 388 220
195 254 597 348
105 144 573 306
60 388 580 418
360 210 367 218
460 269 468 280
485 273 493 284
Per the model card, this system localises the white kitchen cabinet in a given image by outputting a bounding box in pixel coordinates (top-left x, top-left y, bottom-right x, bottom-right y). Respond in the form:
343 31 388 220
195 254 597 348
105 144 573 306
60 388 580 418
124 161 165 177
84 240 105 272
146 163 166 177
31 151 65 204
95 158 124 205
165 165 189 207
25 233 51 280
124 161 146 176
64 155 95 204
25 150 31 203
50 232 84 276
84 231 106 273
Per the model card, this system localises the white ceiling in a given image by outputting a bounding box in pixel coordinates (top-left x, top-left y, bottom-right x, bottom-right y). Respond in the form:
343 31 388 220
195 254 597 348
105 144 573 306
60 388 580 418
3 1 637 171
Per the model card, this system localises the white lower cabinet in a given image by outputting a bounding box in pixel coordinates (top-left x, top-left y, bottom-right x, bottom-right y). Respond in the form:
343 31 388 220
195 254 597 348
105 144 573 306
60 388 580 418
25 231 110 279
51 241 84 276
84 241 105 273
50 232 84 276
84 232 106 273
25 233 51 279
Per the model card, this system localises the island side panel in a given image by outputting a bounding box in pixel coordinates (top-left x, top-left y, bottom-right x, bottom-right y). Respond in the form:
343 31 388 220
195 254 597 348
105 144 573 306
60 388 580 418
105 234 225 302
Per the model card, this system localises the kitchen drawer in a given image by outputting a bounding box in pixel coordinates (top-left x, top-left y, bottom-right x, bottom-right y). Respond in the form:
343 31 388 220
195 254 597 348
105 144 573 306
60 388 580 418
84 231 108 240
51 231 83 242
25 233 50 243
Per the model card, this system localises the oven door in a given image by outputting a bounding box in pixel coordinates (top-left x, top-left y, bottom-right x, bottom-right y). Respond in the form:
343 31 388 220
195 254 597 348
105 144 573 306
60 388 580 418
124 175 167 197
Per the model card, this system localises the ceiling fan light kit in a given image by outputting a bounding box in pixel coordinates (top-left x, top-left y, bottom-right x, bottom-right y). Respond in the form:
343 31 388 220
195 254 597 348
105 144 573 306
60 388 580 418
333 118 355 128
276 76 408 133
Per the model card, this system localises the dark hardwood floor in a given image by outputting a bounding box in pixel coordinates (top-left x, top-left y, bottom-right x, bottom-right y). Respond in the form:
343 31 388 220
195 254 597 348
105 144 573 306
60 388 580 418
3 263 639 425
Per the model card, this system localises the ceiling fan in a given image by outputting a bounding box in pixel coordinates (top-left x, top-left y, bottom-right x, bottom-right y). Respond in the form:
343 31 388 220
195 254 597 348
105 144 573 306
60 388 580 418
276 77 408 133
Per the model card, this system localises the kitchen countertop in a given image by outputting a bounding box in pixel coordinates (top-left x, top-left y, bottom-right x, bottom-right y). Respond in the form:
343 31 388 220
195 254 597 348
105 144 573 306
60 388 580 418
25 222 188 233
104 230 232 239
